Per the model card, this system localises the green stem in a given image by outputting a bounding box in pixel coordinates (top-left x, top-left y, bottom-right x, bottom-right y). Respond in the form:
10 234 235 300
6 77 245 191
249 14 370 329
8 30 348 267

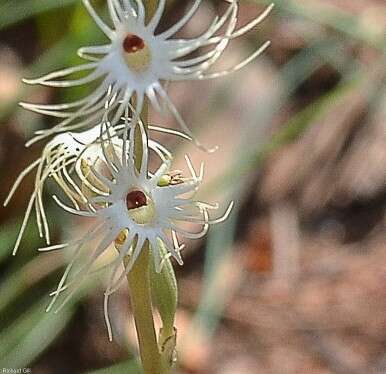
126 246 166 374
144 0 159 24
126 2 168 374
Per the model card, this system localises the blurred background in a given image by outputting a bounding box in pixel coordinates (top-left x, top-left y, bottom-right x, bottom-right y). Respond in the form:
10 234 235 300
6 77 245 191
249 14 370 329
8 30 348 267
1 0 386 373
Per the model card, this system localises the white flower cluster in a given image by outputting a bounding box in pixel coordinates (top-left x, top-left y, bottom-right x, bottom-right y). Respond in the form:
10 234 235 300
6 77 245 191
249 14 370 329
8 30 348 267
6 0 272 335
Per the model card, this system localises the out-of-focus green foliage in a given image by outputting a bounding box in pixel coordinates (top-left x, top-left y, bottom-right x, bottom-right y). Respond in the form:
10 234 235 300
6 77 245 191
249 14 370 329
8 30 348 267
0 1 107 371
0 298 75 368
0 0 79 30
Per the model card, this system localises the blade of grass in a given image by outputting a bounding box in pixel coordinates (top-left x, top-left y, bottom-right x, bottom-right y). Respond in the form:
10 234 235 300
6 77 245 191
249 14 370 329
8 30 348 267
192 54 366 339
0 254 64 313
86 360 143 374
192 208 239 336
248 0 385 50
0 297 75 367
0 0 78 30
204 78 357 196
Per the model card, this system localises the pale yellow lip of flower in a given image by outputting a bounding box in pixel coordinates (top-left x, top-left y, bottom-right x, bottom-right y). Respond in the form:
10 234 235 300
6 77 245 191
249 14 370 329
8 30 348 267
122 33 152 73
126 190 156 225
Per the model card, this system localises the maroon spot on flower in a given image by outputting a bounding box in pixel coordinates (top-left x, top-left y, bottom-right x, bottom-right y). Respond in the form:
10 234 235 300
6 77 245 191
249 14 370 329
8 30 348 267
123 34 145 54
126 190 147 210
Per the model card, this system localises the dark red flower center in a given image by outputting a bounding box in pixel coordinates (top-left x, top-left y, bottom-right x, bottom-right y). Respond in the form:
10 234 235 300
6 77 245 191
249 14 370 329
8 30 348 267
126 190 147 210
123 34 145 54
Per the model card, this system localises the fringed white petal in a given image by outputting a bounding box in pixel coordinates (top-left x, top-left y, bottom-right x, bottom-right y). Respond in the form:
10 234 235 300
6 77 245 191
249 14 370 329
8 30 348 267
23 62 99 86
83 0 115 39
159 0 202 40
147 0 166 31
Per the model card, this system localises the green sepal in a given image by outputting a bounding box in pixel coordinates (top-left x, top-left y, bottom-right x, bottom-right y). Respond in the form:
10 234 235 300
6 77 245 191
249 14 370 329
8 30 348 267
149 240 178 367
149 240 178 336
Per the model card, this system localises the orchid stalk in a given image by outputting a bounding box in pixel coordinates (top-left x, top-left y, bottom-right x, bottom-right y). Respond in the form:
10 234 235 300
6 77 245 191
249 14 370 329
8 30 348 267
127 3 172 373
128 0 165 365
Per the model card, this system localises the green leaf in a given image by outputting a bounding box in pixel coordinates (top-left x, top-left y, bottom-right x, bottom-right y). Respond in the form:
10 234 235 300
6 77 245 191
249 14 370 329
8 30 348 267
0 298 75 367
0 219 40 264
205 78 356 196
149 241 178 369
86 360 143 374
192 208 238 336
0 255 63 313
0 0 78 30
150 240 178 336
247 0 385 50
